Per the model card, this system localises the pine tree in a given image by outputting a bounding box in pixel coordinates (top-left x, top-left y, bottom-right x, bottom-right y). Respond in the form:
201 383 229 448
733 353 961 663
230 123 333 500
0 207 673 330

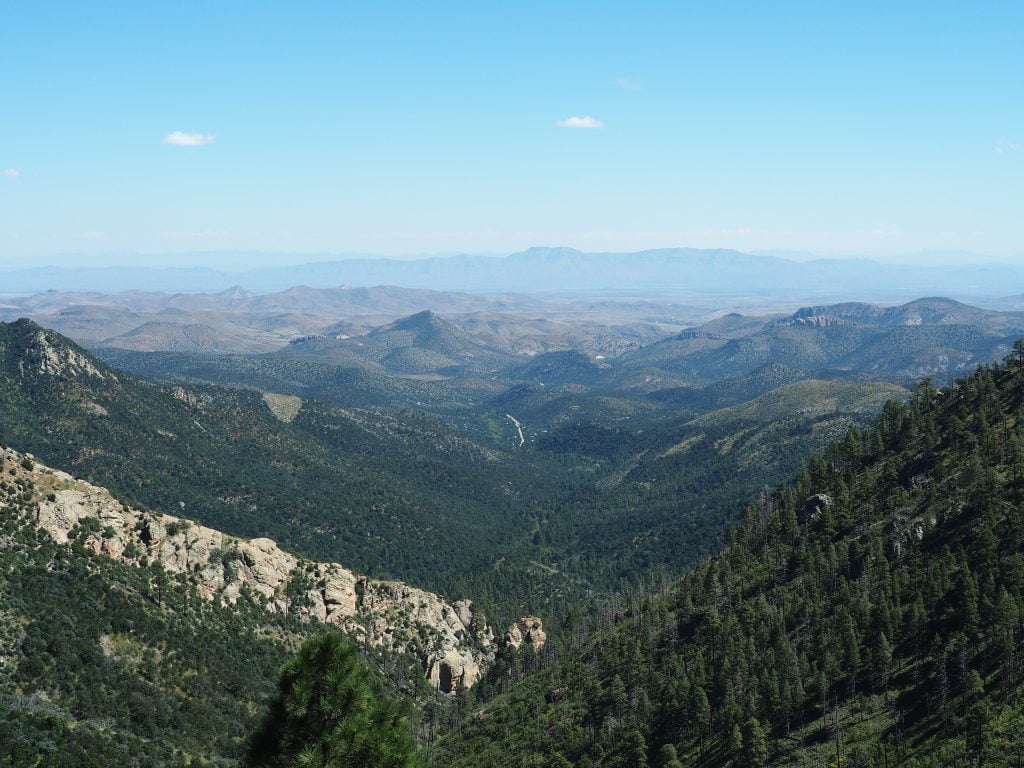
692 685 711 755
246 633 419 768
729 723 744 756
742 716 768 768
622 728 648 768
656 744 683 768
958 569 981 639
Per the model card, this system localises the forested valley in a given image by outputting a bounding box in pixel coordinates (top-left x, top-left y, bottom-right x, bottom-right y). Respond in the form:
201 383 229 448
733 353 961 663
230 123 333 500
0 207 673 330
435 348 1024 766
4 314 1024 766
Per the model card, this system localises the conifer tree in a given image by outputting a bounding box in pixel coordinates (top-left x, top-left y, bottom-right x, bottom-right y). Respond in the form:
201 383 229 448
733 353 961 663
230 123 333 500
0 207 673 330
742 716 768 768
246 633 418 768
656 744 683 768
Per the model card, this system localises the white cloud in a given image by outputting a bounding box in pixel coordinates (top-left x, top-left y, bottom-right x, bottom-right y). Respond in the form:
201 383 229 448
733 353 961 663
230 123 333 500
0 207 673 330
162 131 216 147
556 116 604 129
1 168 20 178
612 77 642 89
996 140 1020 154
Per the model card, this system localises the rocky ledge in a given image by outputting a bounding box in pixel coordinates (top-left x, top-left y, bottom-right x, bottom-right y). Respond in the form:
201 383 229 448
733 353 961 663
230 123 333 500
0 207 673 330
0 447 543 692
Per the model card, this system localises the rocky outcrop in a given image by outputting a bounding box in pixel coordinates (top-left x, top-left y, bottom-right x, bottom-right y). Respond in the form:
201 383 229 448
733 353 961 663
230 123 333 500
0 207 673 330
504 616 546 651
776 314 851 328
15 326 112 380
1 447 532 692
800 493 833 524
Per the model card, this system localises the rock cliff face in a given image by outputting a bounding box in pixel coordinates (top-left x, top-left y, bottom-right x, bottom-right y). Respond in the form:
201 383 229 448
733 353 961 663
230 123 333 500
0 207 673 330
1 446 541 692
776 313 850 328
13 325 113 380
504 616 546 650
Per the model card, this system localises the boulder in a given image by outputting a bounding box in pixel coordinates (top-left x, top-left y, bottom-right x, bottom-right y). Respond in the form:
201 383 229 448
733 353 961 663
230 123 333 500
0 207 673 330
505 616 546 650
800 493 833 524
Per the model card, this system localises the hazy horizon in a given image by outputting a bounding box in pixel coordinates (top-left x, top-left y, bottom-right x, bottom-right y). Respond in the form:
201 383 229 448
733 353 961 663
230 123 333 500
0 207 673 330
2 246 1022 304
1 245 1022 273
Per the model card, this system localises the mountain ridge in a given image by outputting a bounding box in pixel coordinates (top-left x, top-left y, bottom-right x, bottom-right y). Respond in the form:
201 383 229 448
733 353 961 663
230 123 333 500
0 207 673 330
621 297 1024 384
0 319 561 615
2 444 533 692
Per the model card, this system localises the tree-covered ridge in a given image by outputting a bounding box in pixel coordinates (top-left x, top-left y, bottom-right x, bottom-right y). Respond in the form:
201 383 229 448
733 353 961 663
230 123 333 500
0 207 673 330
435 347 1024 767
0 319 567 624
0 454 296 765
0 319 906 632
0 448 436 767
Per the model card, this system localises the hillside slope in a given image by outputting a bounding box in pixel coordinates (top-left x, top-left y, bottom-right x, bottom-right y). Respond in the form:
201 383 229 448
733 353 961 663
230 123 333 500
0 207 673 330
0 319 552 614
435 351 1024 766
1 446 527 691
0 448 366 766
281 310 517 376
531 379 908 580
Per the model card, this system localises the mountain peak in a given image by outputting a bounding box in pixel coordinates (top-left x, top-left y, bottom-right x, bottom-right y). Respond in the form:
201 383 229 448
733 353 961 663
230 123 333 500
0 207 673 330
900 296 967 310
0 319 113 380
4 316 43 334
215 285 252 301
386 309 453 333
777 297 1009 329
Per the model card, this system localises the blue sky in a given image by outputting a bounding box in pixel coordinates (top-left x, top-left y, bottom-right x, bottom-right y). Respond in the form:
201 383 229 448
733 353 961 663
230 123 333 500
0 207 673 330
1 1 1021 266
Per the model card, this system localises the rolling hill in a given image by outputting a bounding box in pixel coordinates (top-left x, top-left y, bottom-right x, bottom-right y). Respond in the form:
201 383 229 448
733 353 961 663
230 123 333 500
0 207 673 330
280 310 518 376
620 298 1024 385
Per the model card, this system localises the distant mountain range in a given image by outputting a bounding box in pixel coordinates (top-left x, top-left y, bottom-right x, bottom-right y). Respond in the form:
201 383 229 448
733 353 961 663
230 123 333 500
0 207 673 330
0 283 545 318
0 284 690 355
90 296 1024 460
3 247 1024 300
619 297 1024 384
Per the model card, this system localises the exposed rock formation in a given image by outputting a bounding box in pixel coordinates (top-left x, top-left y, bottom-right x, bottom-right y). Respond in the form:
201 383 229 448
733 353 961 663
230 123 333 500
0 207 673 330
1 446 531 691
504 616 546 651
777 314 850 328
15 326 112 380
800 493 833 524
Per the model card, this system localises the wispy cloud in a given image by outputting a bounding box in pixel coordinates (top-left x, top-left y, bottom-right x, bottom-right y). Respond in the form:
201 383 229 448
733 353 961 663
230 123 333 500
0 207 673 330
556 116 604 129
612 77 642 90
1 168 20 178
996 140 1020 154
162 131 216 147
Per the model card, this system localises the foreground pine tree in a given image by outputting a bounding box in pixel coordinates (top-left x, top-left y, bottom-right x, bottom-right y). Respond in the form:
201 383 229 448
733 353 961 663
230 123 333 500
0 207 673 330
246 633 419 768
